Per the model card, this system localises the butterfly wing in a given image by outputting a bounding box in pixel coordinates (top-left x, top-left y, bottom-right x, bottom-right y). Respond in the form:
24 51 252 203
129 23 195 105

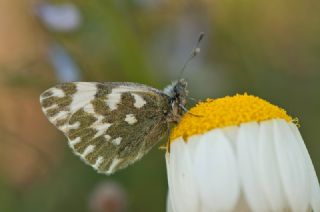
40 82 170 174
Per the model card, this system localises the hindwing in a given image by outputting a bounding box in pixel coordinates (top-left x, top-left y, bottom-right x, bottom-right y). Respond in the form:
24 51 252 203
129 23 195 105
40 82 170 174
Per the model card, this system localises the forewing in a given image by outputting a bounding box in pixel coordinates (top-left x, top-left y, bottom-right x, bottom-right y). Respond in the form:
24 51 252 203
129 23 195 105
40 82 170 174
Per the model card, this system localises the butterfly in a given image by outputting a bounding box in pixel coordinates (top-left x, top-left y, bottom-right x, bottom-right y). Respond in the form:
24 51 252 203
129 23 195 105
39 80 188 175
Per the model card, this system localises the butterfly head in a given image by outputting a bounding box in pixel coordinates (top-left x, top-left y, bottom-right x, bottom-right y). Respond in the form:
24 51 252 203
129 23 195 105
163 79 188 123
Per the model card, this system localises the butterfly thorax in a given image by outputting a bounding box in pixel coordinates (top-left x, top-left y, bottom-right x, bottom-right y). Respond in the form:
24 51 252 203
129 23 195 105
163 79 188 123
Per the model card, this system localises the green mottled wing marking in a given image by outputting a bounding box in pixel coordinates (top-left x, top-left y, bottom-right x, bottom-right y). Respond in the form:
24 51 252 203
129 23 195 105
40 82 170 175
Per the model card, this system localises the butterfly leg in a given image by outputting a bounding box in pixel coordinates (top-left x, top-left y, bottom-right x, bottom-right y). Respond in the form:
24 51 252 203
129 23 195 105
179 104 203 118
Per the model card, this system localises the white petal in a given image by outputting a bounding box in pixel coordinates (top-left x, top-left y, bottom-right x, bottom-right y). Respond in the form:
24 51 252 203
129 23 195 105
288 123 320 211
167 137 200 212
273 119 310 211
193 129 240 211
236 121 270 211
221 125 238 145
166 153 177 212
258 120 288 211
166 192 175 212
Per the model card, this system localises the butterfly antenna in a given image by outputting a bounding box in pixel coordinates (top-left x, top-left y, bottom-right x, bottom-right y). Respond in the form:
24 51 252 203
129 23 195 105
179 32 205 78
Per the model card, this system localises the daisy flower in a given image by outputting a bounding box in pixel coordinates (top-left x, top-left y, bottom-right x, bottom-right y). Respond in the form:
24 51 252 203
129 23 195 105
166 94 320 212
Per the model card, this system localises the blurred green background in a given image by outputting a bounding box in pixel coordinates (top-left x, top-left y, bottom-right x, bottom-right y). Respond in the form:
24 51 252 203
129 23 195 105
0 0 319 211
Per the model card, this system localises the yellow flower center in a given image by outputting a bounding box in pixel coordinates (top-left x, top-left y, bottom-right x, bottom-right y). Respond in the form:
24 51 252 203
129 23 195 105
170 94 293 142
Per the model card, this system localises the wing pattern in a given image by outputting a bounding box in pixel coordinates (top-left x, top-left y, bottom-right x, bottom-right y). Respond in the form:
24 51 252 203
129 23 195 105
40 82 170 174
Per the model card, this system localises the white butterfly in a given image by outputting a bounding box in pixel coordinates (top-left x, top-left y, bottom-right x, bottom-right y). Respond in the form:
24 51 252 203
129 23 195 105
40 80 188 174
